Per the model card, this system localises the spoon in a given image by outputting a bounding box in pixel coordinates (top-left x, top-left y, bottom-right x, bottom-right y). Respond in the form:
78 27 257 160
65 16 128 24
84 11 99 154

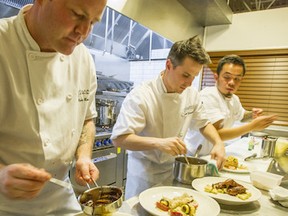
178 131 190 165
183 155 190 165
244 153 270 161
49 177 72 189
194 144 202 158
85 178 99 189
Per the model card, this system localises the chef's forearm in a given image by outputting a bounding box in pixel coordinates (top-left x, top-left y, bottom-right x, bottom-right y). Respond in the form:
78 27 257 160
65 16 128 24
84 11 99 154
217 123 253 141
75 119 95 160
112 133 161 151
200 123 223 147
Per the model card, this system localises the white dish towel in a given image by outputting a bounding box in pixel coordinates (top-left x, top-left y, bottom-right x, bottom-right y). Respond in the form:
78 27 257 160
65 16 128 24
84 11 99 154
269 186 288 208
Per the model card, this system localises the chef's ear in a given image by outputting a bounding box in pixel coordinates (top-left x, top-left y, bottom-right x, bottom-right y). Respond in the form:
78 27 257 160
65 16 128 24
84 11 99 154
213 72 219 81
166 59 172 70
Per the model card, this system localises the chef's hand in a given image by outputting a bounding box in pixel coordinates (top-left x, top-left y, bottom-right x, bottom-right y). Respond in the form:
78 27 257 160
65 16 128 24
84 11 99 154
74 157 99 186
157 137 187 156
250 114 277 131
0 163 51 200
252 108 263 118
210 143 226 169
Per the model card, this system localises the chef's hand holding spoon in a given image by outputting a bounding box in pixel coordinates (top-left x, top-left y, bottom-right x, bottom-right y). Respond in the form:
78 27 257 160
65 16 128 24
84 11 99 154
74 156 99 186
157 137 187 156
0 163 51 200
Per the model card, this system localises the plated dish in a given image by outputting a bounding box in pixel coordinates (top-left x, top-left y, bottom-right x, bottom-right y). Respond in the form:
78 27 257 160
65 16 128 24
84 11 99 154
113 213 133 216
139 186 220 216
192 177 262 205
222 156 250 174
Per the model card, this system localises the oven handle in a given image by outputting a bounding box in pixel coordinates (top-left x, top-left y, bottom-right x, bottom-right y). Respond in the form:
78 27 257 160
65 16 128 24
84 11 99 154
92 153 117 163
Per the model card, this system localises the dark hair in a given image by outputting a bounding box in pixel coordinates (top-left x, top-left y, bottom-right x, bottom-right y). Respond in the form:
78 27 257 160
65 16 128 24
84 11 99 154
216 55 246 76
167 35 211 68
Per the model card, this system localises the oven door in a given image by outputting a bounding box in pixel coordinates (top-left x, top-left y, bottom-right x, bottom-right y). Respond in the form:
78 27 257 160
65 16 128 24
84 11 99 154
69 147 117 195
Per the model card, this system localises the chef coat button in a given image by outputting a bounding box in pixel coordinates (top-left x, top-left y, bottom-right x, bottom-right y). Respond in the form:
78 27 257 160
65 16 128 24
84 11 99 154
71 129 76 136
29 53 36 60
44 138 50 147
66 94 73 101
37 98 44 105
65 160 72 165
60 55 65 61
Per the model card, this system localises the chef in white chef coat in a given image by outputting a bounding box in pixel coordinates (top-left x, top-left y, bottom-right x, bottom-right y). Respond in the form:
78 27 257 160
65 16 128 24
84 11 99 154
112 36 226 199
185 55 277 156
0 0 107 215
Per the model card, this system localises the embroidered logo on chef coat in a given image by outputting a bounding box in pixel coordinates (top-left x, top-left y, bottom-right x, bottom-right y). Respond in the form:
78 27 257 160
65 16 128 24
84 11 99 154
78 89 89 102
181 105 194 117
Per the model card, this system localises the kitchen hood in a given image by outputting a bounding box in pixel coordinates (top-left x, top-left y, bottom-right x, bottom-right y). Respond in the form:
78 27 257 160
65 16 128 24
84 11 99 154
108 0 233 42
178 0 233 26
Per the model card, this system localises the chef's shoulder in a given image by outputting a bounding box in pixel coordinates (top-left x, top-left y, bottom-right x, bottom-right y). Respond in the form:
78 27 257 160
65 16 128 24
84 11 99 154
199 86 220 102
130 79 156 94
123 80 156 104
0 16 15 47
199 86 217 96
71 43 93 63
0 16 14 32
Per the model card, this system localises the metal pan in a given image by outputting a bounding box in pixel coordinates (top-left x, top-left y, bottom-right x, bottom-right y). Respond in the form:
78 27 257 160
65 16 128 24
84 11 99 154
174 145 208 184
78 181 123 215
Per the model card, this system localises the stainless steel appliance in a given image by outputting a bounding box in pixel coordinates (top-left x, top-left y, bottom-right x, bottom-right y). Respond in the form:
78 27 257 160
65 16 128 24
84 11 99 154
96 98 118 127
70 75 131 195
70 105 127 195
70 130 128 195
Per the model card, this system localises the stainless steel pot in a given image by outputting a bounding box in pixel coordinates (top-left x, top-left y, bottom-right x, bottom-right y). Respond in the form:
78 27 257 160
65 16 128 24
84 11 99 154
78 186 123 215
249 131 268 144
173 156 208 184
261 136 278 158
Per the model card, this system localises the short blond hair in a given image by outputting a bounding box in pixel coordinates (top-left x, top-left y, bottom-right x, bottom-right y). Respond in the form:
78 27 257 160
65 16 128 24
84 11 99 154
167 35 211 68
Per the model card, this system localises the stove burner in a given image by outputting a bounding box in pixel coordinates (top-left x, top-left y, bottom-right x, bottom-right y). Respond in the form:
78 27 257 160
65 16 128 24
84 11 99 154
94 126 113 150
96 126 112 133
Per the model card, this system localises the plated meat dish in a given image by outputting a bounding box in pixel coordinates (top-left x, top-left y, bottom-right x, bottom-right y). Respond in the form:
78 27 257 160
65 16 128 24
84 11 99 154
156 193 198 216
205 178 252 200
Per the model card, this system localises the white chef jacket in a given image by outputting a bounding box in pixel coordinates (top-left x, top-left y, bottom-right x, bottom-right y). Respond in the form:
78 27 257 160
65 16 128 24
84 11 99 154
0 5 97 215
111 74 209 199
185 86 245 156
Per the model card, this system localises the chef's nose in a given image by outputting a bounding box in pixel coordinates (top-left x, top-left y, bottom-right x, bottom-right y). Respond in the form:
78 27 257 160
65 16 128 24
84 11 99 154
186 76 195 86
228 78 235 86
75 21 92 38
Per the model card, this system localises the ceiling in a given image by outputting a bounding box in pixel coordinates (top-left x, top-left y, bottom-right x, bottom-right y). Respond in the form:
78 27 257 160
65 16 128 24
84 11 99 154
228 0 288 13
1 0 288 59
0 0 173 60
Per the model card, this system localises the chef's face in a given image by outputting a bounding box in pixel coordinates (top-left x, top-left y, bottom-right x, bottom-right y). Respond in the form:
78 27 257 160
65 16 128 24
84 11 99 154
214 63 244 98
164 57 203 93
28 0 106 55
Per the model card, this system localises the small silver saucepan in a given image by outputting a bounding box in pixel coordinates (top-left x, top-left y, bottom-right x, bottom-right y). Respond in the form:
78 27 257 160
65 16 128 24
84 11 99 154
78 180 123 216
173 144 208 184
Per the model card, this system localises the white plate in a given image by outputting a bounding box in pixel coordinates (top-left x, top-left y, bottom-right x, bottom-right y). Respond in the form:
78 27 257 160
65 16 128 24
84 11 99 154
74 212 132 216
222 161 251 174
113 212 133 216
139 186 220 216
192 177 262 205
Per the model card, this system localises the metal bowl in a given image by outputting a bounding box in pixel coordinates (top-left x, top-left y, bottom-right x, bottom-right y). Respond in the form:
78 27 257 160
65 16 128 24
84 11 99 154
174 156 208 184
78 186 123 215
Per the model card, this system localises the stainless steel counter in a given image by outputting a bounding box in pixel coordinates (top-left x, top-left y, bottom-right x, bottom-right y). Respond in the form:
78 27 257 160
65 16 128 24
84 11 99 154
117 177 287 216
117 137 288 216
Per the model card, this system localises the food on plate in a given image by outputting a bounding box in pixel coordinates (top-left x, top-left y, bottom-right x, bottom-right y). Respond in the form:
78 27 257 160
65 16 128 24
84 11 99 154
224 156 238 169
224 156 247 170
156 193 198 216
204 178 252 200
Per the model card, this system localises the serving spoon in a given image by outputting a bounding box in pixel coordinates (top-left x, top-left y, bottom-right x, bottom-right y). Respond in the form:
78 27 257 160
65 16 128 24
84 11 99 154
49 177 72 190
